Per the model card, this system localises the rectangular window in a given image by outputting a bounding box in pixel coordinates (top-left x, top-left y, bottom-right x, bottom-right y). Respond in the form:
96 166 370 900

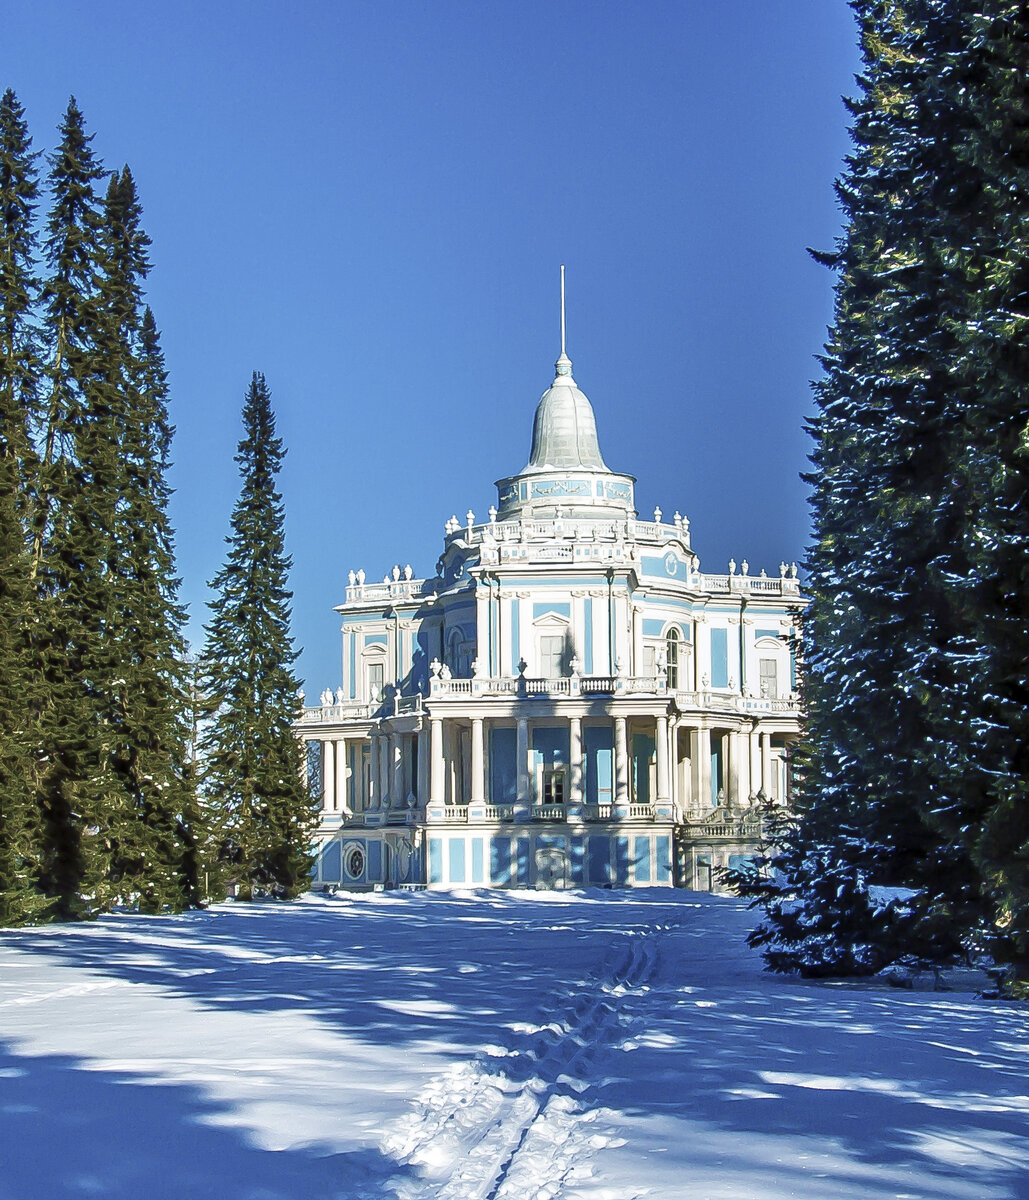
367 662 385 703
643 644 657 676
759 658 778 699
539 634 565 678
541 768 565 804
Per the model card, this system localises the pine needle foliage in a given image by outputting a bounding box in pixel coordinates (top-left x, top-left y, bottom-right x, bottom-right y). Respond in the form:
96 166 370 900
199 373 315 901
0 95 201 923
0 89 50 924
733 2 1029 992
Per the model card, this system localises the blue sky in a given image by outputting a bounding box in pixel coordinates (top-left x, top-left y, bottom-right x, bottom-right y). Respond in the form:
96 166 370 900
5 2 862 692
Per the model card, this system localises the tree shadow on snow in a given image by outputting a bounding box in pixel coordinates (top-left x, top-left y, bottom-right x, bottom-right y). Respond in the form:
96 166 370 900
0 1040 412 1200
3 891 1028 1198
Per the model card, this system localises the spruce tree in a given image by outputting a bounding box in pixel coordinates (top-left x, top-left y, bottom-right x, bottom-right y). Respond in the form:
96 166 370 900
0 89 49 924
733 1 1029 982
97 168 200 912
200 373 314 900
34 97 114 918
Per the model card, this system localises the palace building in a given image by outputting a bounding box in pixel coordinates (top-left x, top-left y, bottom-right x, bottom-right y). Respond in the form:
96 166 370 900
299 289 805 891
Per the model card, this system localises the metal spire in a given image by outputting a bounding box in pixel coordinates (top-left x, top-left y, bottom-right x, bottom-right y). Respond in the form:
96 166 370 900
555 263 573 379
560 263 566 357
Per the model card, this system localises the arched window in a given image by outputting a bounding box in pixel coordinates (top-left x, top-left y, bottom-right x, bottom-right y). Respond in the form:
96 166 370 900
666 628 680 690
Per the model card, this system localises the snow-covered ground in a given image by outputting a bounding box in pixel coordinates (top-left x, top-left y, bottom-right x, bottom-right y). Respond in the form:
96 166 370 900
1 890 1026 1200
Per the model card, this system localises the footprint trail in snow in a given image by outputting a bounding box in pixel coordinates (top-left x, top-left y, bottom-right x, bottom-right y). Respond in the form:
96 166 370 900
378 921 671 1200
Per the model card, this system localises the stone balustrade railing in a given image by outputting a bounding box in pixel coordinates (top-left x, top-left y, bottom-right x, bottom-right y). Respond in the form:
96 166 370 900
428 673 670 699
300 687 801 725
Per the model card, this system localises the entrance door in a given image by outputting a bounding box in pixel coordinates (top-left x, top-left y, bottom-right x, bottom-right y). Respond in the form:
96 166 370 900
535 846 569 890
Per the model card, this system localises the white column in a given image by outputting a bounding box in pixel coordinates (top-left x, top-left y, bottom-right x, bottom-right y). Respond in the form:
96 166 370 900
568 716 583 804
516 717 530 803
322 738 335 813
470 717 485 803
750 729 761 802
655 714 670 803
389 733 402 805
698 726 712 808
377 735 389 807
729 730 742 808
614 715 629 805
367 732 379 809
475 587 490 676
334 738 350 813
761 731 771 797
417 727 429 805
429 717 444 805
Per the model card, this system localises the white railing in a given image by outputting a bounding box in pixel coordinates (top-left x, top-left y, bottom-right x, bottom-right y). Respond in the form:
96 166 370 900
531 804 566 820
440 806 468 821
344 577 436 604
429 673 671 699
300 702 372 723
483 805 514 821
676 691 802 715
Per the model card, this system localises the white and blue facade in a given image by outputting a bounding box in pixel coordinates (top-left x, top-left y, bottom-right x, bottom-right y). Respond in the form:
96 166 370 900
299 338 805 892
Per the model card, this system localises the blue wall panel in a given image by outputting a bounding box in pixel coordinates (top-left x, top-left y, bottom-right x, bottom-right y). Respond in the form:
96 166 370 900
449 838 466 883
490 727 517 804
367 839 383 881
515 837 530 886
656 836 672 883
511 598 520 674
471 838 484 884
588 836 610 884
429 838 443 884
615 837 631 886
491 837 512 884
321 840 341 882
634 836 651 883
710 627 729 688
569 837 585 885
584 726 613 805
631 734 655 805
532 726 570 767
584 597 593 672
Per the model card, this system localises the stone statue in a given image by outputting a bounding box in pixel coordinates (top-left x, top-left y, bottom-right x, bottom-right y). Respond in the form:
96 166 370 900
335 687 345 705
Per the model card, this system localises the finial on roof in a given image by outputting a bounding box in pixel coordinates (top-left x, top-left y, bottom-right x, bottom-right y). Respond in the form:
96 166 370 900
555 264 574 381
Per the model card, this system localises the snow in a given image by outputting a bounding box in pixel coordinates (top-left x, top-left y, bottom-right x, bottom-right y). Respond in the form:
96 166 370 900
1 890 1027 1200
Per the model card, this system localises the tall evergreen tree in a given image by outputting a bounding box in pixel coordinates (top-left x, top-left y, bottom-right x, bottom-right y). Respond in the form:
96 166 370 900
200 373 314 900
96 168 200 911
0 89 49 923
732 1 1029 989
34 97 114 918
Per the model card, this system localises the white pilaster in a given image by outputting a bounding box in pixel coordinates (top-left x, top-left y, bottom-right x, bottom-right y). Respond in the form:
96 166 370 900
516 717 530 803
655 714 669 803
614 715 629 805
322 739 335 813
470 717 486 803
698 725 712 808
429 717 444 806
761 731 771 797
568 716 583 804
